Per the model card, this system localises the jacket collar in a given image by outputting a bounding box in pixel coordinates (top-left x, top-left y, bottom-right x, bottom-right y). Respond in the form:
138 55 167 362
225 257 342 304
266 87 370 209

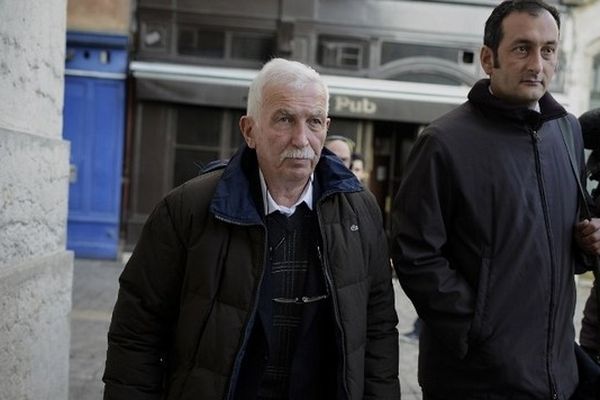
467 79 566 130
209 145 362 225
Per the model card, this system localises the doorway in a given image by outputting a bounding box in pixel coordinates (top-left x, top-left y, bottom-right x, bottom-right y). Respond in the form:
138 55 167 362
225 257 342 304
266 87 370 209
371 121 420 230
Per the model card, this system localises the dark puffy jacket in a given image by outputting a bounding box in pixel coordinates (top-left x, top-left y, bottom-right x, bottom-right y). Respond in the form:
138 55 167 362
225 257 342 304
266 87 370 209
103 146 399 400
392 79 585 399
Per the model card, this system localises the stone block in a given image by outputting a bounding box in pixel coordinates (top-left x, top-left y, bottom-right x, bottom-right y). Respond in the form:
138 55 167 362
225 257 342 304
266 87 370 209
0 0 66 139
0 251 73 400
0 129 70 269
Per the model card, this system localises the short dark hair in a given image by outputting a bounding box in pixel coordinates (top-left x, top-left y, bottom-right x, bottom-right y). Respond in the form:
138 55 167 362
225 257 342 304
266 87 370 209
484 0 561 60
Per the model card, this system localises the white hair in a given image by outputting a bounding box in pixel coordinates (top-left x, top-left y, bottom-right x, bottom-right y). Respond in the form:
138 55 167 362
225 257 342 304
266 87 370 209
246 58 329 119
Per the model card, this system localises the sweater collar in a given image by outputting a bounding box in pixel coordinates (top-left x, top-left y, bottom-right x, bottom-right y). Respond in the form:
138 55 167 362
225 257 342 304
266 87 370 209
468 79 566 130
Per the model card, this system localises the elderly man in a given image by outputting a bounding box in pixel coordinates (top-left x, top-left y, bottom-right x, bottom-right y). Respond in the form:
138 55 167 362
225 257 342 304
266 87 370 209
103 58 399 400
391 1 600 399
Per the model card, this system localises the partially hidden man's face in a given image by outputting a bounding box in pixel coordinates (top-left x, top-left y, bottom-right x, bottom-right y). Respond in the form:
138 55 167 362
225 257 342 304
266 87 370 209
325 139 352 168
351 159 366 182
481 9 559 108
240 82 330 187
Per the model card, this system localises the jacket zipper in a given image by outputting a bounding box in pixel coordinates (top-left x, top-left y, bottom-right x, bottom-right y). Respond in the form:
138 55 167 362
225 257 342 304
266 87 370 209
531 129 559 400
316 206 351 400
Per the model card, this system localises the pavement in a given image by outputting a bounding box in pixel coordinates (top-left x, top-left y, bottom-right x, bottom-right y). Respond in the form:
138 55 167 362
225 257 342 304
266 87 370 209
69 257 593 400
69 258 121 400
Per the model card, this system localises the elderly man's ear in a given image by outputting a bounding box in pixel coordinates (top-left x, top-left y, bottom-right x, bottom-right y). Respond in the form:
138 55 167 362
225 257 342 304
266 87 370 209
239 116 256 149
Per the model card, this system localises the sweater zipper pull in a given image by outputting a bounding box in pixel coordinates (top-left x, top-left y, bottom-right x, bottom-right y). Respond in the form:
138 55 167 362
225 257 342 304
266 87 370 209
532 129 540 142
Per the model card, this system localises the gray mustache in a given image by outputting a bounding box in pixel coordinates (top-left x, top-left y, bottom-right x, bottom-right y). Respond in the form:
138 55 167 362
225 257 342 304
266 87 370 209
280 147 317 161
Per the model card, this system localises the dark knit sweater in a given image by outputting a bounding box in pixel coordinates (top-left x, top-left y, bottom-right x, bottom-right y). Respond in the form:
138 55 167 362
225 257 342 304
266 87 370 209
235 203 337 400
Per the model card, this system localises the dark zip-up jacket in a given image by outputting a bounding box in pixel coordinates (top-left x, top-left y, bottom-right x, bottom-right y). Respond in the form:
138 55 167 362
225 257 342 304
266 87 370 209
392 79 584 399
103 146 399 400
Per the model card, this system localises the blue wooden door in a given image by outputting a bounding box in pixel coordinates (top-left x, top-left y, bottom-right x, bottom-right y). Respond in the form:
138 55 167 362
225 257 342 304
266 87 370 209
63 32 127 259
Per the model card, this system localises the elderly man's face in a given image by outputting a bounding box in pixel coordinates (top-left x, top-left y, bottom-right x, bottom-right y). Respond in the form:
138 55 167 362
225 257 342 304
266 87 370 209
241 82 329 188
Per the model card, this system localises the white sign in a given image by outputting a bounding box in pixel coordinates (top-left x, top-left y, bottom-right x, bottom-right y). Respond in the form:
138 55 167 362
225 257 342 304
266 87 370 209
334 96 377 115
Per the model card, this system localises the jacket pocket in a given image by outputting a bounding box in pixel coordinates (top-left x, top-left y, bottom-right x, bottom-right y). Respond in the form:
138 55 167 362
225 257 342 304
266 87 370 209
470 247 493 344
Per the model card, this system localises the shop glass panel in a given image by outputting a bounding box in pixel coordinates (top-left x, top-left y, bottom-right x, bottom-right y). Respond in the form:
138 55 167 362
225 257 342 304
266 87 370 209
173 149 219 187
177 106 222 146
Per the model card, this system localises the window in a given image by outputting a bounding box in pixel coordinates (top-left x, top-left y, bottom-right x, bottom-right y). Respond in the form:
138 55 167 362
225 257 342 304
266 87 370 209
231 33 275 61
381 42 469 65
177 28 225 58
177 26 275 63
318 36 369 70
378 41 478 86
176 107 222 147
172 106 244 186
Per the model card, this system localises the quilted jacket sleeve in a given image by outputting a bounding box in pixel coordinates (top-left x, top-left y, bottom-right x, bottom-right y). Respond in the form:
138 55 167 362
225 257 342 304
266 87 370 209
103 193 186 400
362 192 401 400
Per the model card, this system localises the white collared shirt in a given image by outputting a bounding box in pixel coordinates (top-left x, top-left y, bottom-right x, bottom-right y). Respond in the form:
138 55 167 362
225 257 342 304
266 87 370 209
259 170 314 217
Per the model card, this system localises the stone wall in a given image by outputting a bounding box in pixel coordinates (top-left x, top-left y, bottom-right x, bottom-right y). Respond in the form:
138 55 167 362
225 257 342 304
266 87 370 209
0 1 73 399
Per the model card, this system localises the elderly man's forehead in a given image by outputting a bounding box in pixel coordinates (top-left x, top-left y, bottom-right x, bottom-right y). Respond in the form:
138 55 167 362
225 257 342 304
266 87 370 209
271 107 327 116
261 83 328 109
263 80 326 96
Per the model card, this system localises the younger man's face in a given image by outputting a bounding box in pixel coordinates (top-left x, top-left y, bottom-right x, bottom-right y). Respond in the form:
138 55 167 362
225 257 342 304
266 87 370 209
481 9 559 108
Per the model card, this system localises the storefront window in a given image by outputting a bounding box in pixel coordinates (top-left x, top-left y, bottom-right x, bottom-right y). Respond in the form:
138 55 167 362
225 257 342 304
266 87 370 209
173 105 244 186
176 107 221 147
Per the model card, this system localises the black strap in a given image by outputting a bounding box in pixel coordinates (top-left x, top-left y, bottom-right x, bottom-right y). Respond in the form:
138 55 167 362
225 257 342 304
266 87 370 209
558 116 600 270
558 116 593 220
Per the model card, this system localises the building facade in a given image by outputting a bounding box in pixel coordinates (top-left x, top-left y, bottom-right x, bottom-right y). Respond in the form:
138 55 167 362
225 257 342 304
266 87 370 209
125 0 585 243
